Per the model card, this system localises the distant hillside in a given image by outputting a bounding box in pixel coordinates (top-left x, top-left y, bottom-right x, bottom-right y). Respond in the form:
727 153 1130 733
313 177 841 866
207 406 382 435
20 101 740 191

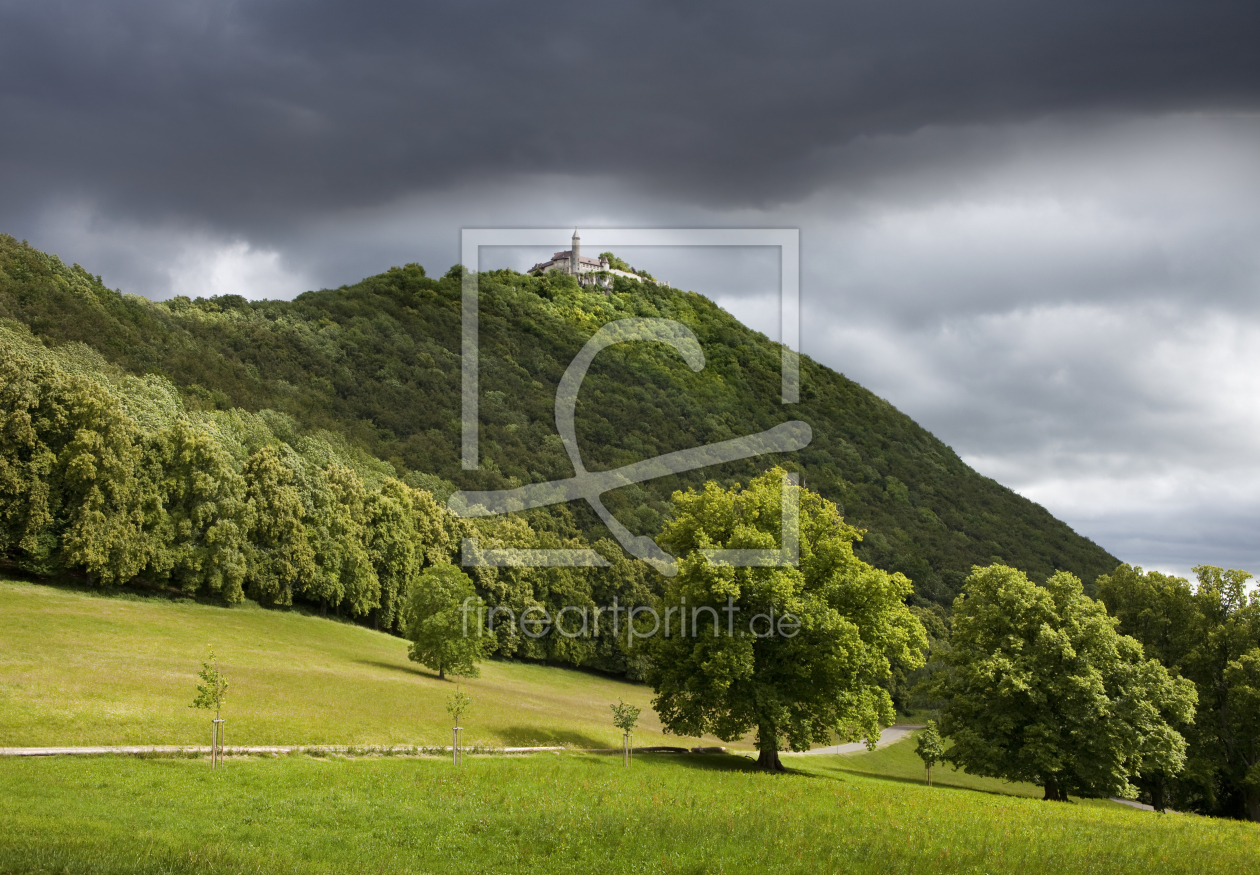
0 234 1117 603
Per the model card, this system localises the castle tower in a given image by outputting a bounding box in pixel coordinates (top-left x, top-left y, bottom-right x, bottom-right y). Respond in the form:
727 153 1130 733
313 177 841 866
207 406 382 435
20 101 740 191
570 229 581 276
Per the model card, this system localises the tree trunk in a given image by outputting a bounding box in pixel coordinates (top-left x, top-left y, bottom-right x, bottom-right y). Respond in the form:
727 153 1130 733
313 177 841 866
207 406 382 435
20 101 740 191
1043 775 1068 802
438 663 445 681
756 723 784 771
1247 788 1260 823
1150 774 1166 813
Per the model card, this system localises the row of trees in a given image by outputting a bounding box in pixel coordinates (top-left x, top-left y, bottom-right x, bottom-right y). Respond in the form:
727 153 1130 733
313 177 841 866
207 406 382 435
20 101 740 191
891 561 1260 821
1098 564 1260 819
0 321 660 674
0 323 455 628
930 565 1196 803
5 311 1251 814
396 468 1241 812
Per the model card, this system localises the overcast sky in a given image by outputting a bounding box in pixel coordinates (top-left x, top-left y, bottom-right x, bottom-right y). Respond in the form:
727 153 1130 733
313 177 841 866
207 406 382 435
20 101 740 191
3 1 1259 580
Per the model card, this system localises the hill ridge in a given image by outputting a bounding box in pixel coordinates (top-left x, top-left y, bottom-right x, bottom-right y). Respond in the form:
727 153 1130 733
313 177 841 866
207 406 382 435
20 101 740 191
0 234 1117 604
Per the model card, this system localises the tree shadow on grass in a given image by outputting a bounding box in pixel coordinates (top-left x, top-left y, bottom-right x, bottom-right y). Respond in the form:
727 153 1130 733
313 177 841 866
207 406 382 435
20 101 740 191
630 752 774 775
355 659 442 679
814 764 1042 799
499 726 611 748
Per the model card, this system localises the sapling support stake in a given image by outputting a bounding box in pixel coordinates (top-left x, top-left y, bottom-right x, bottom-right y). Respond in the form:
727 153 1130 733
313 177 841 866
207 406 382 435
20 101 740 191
611 698 641 768
192 648 229 770
211 718 225 769
446 687 471 768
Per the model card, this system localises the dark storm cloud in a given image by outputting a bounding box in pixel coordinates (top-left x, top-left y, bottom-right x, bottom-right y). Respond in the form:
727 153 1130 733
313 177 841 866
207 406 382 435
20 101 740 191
4 0 1260 579
1 0 1258 232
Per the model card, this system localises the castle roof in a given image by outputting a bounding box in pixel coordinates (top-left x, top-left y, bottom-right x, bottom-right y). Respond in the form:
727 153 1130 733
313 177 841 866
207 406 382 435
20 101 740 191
528 250 607 273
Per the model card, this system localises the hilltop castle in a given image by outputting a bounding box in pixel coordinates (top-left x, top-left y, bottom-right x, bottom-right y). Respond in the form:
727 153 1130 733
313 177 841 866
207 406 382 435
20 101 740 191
527 230 656 290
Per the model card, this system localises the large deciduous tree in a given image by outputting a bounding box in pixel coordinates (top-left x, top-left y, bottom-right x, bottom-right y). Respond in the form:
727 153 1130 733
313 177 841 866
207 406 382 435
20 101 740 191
365 479 420 632
39 370 157 584
1099 563 1260 819
243 446 315 606
934 564 1196 801
646 468 927 771
0 349 60 568
404 563 491 680
148 417 252 602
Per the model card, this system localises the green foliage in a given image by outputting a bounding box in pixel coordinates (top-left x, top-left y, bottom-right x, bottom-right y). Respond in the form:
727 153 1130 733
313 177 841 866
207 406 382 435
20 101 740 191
0 323 158 583
1098 563 1260 819
149 417 252 602
445 688 471 727
242 446 315 606
597 252 651 277
0 234 1118 608
0 309 658 676
404 564 492 680
915 720 945 786
610 698 641 733
366 479 425 631
915 720 945 780
598 252 630 272
646 469 928 770
0 318 458 623
933 564 1197 801
191 648 228 719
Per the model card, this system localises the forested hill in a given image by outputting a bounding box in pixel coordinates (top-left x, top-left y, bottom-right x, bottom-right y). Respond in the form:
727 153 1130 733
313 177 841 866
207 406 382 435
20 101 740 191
0 234 1116 603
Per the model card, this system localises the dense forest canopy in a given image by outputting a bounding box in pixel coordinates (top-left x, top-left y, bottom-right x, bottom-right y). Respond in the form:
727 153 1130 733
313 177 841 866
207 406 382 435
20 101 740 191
0 234 1117 605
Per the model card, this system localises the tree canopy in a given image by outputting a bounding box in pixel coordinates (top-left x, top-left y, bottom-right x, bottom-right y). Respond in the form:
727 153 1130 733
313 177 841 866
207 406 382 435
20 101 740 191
1099 563 1260 819
646 468 927 770
191 648 229 719
915 721 945 785
0 233 1119 607
404 564 492 680
934 564 1196 801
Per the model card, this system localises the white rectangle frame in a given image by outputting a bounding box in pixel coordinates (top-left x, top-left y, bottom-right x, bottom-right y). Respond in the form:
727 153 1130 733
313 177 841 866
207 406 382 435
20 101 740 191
460 227 799 470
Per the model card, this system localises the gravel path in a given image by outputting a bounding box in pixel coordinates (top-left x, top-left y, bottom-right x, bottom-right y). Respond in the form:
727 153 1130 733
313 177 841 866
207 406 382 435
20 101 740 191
1 726 926 759
2 733 924 758
0 744 566 757
779 724 923 756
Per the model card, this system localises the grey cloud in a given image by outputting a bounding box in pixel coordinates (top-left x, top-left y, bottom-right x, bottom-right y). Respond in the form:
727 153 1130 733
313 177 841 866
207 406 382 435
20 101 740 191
2 1 1259 238
4 0 1260 578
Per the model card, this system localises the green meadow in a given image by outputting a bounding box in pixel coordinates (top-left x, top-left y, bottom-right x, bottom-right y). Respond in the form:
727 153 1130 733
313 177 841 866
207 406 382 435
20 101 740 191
2 751 1256 875
0 577 731 750
809 727 1045 798
3 576 1259 874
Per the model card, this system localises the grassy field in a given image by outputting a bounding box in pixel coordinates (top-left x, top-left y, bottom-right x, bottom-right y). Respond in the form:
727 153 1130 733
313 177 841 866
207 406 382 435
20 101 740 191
0 577 738 749
817 729 1046 798
4 575 1259 873
1 751 1256 874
